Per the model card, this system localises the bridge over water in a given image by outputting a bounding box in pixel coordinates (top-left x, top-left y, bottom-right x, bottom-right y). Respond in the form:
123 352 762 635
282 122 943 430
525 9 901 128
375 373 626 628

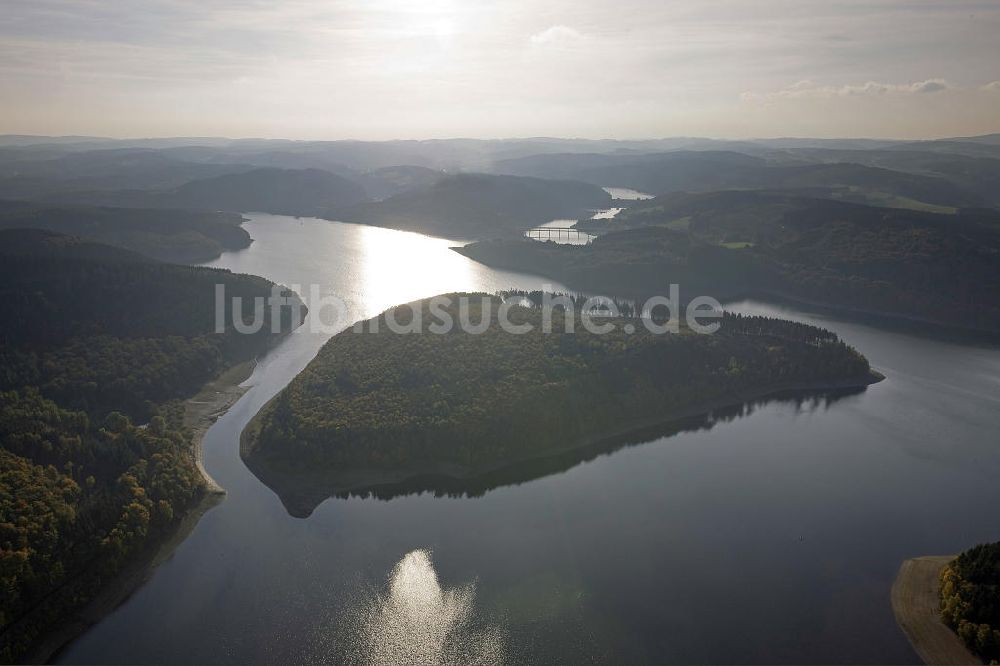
524 227 595 243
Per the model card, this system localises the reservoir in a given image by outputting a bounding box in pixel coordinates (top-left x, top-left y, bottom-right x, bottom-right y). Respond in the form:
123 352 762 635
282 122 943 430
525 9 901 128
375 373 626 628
58 213 1000 664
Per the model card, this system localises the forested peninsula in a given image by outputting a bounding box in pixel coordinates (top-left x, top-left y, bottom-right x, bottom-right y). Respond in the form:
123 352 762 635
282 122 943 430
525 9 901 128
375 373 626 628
242 293 881 514
0 229 301 661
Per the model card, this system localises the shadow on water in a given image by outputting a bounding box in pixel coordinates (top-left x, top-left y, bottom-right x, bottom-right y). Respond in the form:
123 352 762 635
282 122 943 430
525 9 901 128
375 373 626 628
247 387 866 517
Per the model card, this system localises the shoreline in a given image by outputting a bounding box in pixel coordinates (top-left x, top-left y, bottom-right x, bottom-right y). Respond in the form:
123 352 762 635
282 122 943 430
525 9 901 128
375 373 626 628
19 360 257 664
183 359 258 494
891 555 981 666
241 370 884 515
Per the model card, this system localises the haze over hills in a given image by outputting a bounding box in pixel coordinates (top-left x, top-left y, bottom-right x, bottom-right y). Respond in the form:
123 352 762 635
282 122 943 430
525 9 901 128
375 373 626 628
765 148 1000 207
1 133 998 258
39 167 369 218
0 147 254 197
340 173 611 239
494 150 987 210
0 201 251 263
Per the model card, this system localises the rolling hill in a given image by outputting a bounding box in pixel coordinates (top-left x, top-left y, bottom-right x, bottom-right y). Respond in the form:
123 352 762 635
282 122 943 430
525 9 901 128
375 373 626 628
0 201 251 263
39 167 370 217
494 150 985 210
457 192 1000 332
341 173 611 239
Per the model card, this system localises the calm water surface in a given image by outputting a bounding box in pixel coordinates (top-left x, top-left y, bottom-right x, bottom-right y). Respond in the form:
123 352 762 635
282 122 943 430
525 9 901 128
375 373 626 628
58 214 1000 664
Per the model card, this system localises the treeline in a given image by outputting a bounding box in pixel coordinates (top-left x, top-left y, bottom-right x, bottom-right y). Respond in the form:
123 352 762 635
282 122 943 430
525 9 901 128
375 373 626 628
0 229 299 661
940 541 1000 662
495 290 842 344
496 289 641 318
246 293 874 477
717 312 840 344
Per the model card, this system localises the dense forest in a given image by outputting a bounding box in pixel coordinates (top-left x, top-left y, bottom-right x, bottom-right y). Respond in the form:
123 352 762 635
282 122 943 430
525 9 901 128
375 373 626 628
0 229 300 661
456 192 1000 333
244 293 877 493
940 542 1000 661
0 200 251 263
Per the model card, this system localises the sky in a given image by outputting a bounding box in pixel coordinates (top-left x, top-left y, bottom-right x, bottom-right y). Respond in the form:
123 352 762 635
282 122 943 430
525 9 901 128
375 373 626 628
1 0 999 140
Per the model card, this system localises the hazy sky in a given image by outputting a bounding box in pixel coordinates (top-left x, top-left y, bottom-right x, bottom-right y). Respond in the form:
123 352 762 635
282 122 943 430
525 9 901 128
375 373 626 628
2 0 999 140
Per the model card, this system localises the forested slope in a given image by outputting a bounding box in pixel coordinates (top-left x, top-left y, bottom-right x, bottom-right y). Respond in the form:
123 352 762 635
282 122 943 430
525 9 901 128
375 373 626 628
0 229 300 661
341 173 611 239
458 193 1000 332
0 201 251 263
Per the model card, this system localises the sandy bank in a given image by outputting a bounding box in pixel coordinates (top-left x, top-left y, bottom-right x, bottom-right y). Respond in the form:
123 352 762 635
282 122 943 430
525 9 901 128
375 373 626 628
183 359 257 494
891 555 981 666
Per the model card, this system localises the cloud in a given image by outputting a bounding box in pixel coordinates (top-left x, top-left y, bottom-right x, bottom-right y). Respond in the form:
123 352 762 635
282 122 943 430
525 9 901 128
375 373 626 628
2 1 998 139
529 25 585 47
909 79 949 94
742 78 953 103
982 81 1000 92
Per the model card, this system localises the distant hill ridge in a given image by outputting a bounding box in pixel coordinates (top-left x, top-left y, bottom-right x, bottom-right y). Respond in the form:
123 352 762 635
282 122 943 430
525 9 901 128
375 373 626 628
340 172 612 239
0 201 252 263
494 150 985 209
457 191 1000 333
40 167 370 218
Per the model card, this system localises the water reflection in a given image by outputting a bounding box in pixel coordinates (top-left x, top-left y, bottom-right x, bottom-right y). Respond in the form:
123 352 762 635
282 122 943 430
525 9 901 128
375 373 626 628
603 187 654 201
247 387 865 515
349 550 505 666
590 207 623 219
356 223 476 315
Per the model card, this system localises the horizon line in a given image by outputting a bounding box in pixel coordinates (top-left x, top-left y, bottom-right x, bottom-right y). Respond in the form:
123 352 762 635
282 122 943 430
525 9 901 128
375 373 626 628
3 131 1000 145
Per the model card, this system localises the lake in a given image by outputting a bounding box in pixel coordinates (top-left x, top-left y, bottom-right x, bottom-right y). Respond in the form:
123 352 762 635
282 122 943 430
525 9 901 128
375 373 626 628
604 187 654 200
57 213 1000 665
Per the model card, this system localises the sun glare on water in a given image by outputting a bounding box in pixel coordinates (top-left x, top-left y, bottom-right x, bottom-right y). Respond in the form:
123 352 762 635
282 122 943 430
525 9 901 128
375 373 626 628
357 225 476 317
357 550 506 666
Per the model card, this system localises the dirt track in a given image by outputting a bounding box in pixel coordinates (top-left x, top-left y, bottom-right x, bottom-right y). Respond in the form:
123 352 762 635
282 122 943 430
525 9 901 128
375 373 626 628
891 555 981 665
